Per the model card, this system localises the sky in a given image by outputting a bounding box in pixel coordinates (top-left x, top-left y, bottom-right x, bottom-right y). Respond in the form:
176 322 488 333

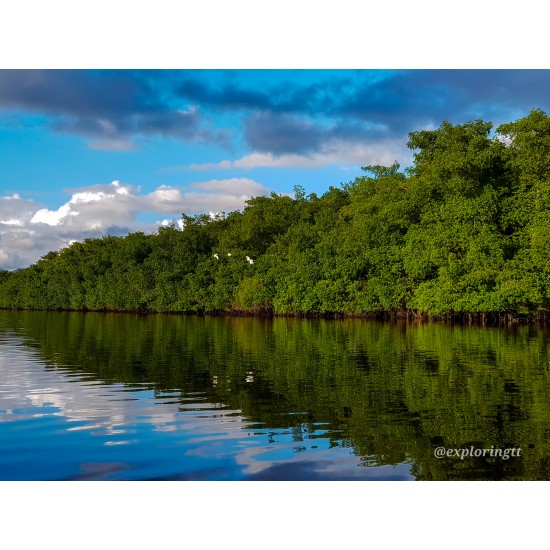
1 69 550 269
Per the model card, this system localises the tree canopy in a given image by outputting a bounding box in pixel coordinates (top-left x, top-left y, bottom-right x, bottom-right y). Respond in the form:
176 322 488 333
2 110 550 319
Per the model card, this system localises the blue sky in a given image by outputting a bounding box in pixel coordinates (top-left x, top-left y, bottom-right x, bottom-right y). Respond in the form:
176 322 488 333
1 69 550 269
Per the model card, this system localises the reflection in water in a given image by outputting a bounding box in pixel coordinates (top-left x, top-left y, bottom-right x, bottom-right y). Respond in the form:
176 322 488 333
1 310 550 480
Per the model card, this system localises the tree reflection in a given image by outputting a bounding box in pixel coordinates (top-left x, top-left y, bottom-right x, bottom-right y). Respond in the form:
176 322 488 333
2 310 550 480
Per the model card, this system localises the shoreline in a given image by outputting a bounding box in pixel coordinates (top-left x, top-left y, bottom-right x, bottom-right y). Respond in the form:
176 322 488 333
2 306 550 326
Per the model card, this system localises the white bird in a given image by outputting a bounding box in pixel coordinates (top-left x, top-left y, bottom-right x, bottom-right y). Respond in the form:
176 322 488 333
227 253 232 256
213 253 219 260
246 256 254 264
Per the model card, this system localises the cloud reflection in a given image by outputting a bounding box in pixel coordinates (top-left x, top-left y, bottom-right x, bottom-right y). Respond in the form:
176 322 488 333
0 330 409 480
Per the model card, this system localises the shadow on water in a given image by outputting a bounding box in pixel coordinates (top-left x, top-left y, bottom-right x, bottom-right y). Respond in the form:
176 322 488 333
2 310 550 480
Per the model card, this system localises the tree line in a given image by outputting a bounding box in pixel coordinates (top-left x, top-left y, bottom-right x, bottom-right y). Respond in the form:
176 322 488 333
1 109 550 319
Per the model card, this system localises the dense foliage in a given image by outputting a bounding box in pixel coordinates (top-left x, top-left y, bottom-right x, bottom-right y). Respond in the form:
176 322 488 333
2 110 550 318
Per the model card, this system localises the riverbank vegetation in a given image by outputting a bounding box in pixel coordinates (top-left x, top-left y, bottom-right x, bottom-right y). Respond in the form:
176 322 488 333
1 110 550 319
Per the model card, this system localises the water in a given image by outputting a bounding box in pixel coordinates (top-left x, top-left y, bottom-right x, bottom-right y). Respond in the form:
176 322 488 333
0 310 549 480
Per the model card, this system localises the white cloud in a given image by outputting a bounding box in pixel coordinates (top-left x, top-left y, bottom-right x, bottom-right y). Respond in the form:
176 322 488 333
0 178 270 270
31 203 77 226
187 139 410 171
0 248 14 265
495 134 512 146
143 178 269 214
0 194 39 223
190 177 268 196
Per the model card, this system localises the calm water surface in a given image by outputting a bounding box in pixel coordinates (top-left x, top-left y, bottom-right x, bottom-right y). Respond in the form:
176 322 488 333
1 310 549 480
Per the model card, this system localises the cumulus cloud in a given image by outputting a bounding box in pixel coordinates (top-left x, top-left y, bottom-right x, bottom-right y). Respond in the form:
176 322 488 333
0 178 269 270
0 70 229 149
190 178 268 195
244 112 324 154
0 193 37 223
188 138 409 170
243 111 389 155
143 178 269 213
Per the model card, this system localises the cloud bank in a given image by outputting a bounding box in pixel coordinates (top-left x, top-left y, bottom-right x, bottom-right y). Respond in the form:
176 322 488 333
176 70 550 170
3 70 550 163
0 70 229 149
188 139 407 170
